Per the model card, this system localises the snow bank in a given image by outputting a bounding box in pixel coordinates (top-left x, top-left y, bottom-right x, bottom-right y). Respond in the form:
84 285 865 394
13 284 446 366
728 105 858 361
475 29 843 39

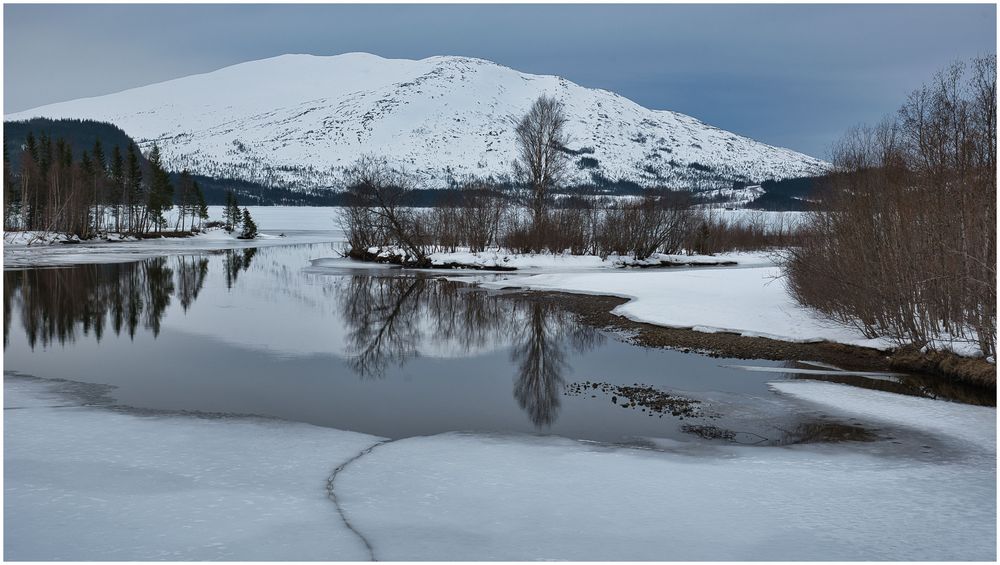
481 266 892 349
360 247 776 272
425 249 768 271
4 377 381 560
3 231 139 247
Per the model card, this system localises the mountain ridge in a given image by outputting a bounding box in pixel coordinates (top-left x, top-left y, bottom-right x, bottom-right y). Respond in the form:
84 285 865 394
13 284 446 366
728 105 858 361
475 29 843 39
5 52 830 194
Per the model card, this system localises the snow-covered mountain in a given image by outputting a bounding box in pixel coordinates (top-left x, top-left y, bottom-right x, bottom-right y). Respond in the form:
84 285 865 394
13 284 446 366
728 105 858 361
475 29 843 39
5 53 829 192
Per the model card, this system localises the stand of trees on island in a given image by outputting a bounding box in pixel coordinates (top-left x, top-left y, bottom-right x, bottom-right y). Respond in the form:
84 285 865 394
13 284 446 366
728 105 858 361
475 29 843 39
2 128 259 239
3 132 208 237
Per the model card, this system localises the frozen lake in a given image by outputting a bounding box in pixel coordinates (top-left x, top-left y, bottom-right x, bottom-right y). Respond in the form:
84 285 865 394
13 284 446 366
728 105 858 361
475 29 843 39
4 239 996 560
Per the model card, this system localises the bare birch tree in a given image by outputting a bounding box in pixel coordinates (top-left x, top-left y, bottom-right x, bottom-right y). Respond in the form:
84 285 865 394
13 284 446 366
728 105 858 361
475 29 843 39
513 96 570 237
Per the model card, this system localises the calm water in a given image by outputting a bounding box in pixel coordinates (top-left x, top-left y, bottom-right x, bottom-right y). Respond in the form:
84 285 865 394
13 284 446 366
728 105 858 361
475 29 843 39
3 243 988 449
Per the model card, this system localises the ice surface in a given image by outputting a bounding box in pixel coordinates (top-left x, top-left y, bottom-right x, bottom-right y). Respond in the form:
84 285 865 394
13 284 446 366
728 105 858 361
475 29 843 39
5 376 995 561
4 377 382 561
337 429 995 561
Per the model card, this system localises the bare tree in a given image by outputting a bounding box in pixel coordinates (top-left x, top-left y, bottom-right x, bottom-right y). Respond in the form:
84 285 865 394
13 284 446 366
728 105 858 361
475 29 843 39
340 155 431 266
513 96 570 236
786 56 996 359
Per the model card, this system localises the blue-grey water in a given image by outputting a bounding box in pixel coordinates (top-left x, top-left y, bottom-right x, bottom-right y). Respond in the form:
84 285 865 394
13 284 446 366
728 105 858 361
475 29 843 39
4 243 983 447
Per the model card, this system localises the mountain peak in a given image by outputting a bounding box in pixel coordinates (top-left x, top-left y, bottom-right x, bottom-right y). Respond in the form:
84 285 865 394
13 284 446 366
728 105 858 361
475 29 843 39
5 52 828 193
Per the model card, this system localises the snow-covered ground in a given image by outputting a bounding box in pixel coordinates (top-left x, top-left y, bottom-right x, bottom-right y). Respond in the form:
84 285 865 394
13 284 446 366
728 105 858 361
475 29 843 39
479 265 895 350
6 375 994 560
349 247 772 271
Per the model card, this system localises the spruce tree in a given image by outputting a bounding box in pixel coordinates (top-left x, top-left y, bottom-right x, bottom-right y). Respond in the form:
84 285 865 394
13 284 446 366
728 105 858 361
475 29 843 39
125 143 142 233
91 139 106 173
240 207 258 239
176 170 193 231
3 141 18 230
224 190 242 232
146 144 173 232
90 139 107 232
110 146 124 232
224 191 234 231
194 181 208 230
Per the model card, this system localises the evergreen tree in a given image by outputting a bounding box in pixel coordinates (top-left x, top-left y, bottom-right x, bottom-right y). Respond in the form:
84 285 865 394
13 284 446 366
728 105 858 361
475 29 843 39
175 169 193 231
194 180 208 230
92 139 106 173
125 143 142 233
90 139 107 232
80 151 92 176
224 190 242 232
25 132 38 164
223 191 234 231
110 145 124 232
23 132 40 228
240 207 258 239
79 150 94 236
3 141 19 229
145 145 173 232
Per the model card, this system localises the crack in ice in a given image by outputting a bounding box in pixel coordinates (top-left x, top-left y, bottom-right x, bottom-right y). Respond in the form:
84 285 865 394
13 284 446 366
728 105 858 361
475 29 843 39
326 439 394 561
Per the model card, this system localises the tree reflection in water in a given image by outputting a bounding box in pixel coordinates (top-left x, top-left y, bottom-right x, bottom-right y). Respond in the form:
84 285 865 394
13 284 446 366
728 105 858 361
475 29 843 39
6 254 602 428
338 276 603 427
223 248 258 289
4 255 208 348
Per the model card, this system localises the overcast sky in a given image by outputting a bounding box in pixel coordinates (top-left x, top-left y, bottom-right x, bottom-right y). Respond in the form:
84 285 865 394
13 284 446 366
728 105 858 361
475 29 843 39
3 4 995 159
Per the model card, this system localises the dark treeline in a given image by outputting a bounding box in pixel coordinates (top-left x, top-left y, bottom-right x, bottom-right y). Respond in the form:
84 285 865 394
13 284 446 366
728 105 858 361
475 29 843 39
787 56 996 358
2 118 340 213
747 176 825 211
3 124 210 236
4 118 138 176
